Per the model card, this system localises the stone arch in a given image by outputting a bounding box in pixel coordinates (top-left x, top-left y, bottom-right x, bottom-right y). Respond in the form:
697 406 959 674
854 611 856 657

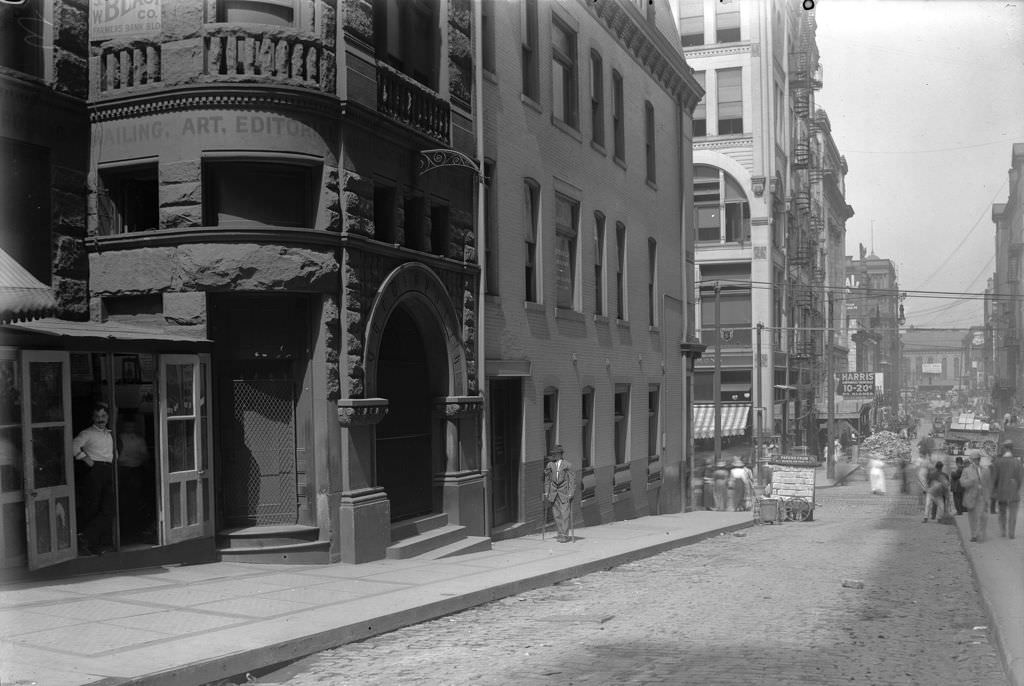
363 262 466 398
692 150 766 217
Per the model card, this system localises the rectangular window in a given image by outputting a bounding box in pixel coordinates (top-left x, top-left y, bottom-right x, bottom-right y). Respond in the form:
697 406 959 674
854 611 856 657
96 165 159 236
679 0 704 47
521 0 539 100
551 18 578 128
373 186 396 243
204 160 315 228
644 101 656 183
647 385 660 459
430 204 449 256
594 213 605 316
693 71 706 137
543 389 558 454
581 389 593 469
524 181 540 302
590 51 604 146
648 238 657 327
0 0 45 77
554 194 579 310
715 0 740 43
614 385 630 465
717 68 743 134
374 0 440 89
481 0 496 73
403 196 425 250
0 139 49 284
484 161 499 295
612 71 625 161
615 222 626 319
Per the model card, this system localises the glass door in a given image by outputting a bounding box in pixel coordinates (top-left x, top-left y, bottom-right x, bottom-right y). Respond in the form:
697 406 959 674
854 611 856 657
22 351 76 570
158 355 213 544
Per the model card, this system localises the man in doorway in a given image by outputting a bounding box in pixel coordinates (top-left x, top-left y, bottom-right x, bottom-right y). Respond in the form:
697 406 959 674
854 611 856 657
543 445 575 543
73 403 115 554
116 416 152 539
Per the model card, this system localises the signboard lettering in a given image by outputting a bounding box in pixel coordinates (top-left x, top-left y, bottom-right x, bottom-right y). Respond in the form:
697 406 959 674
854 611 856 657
769 454 818 467
90 0 161 41
837 371 878 397
921 362 942 375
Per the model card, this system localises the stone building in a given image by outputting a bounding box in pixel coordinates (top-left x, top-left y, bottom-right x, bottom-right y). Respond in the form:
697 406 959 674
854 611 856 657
2 0 486 574
480 0 702 530
679 0 843 456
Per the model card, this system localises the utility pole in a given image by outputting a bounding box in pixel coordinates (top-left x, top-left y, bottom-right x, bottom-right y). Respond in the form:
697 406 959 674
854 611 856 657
713 283 722 464
826 290 836 480
755 322 763 483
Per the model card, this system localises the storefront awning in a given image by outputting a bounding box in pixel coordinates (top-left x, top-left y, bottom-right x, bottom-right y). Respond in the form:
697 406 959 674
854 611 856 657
816 398 872 420
692 403 750 440
5 318 210 343
0 249 58 324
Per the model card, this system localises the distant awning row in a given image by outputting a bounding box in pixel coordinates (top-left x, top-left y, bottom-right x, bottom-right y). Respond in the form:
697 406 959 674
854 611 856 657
692 403 750 440
0 248 57 324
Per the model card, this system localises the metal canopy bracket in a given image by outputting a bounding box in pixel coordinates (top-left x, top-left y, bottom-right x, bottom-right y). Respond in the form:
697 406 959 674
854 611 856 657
417 149 482 177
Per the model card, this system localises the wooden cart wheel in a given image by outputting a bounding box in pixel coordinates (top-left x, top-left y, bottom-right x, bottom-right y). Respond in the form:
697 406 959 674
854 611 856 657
784 497 812 522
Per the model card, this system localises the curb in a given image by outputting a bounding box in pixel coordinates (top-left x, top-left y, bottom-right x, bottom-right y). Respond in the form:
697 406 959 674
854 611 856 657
106 520 754 686
954 516 1023 686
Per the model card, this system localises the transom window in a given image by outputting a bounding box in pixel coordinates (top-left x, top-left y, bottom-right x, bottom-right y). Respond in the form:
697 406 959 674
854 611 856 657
204 160 316 228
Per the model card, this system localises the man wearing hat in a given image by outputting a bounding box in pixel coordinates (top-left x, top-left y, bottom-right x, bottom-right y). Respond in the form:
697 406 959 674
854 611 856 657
728 458 755 511
960 450 992 542
543 445 575 542
991 440 1022 539
711 460 730 511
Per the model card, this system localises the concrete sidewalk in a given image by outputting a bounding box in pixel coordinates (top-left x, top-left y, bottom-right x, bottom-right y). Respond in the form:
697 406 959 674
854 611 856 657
952 506 1024 686
0 511 752 686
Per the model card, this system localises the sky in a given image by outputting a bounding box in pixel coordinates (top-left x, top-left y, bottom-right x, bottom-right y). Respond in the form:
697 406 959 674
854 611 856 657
814 0 1024 329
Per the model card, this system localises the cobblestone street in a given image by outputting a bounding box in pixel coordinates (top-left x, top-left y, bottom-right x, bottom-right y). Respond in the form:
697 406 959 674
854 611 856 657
252 475 1008 686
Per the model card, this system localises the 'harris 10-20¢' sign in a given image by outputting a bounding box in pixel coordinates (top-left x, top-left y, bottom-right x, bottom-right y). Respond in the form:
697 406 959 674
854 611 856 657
837 372 878 397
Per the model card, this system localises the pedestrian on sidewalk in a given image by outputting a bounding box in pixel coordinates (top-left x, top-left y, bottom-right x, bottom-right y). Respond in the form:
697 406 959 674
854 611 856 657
728 457 754 511
923 461 950 523
961 450 992 542
543 445 575 543
950 456 965 515
712 460 730 511
991 441 1022 540
868 453 886 495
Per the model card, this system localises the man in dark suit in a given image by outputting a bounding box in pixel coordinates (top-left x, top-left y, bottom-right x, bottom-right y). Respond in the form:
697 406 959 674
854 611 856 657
543 445 575 543
991 441 1023 539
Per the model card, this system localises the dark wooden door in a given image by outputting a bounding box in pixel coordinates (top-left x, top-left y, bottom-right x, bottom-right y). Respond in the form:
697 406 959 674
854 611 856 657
489 379 521 527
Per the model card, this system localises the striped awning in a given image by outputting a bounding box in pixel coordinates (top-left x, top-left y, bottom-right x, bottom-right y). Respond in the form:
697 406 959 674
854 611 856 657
692 403 751 440
0 249 57 324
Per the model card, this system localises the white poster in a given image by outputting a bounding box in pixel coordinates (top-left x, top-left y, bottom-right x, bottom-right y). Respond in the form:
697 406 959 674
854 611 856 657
90 0 162 41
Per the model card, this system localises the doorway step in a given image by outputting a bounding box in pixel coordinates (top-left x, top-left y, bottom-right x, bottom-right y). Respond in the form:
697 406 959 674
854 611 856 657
387 513 491 560
217 525 330 564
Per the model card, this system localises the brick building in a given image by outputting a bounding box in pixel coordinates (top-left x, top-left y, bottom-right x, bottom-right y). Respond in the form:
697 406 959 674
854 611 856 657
480 0 702 530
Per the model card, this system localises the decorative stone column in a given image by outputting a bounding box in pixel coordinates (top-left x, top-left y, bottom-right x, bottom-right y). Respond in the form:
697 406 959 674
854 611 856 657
432 395 486 536
337 397 390 563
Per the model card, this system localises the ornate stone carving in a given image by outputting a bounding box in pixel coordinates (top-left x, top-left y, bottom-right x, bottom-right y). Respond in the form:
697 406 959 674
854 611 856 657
433 395 483 419
337 397 389 427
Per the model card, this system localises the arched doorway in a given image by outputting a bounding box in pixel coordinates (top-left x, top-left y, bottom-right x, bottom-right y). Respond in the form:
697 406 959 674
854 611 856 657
375 304 446 521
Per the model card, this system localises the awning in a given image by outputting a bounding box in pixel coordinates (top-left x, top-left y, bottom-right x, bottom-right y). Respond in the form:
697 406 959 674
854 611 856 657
5 318 210 343
0 249 58 324
816 398 872 420
692 403 750 440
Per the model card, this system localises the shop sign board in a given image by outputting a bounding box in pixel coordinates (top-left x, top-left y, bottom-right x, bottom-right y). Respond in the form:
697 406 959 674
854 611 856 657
90 0 162 41
921 362 943 375
837 371 877 397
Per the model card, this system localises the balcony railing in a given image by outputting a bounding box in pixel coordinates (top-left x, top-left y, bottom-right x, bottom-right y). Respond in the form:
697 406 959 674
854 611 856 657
203 25 325 91
97 40 162 94
376 62 450 144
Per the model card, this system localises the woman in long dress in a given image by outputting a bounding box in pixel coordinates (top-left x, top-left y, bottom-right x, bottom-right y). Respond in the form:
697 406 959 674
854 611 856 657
868 453 887 495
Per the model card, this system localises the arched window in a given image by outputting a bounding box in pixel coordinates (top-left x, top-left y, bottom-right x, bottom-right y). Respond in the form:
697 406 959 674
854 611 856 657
694 164 750 243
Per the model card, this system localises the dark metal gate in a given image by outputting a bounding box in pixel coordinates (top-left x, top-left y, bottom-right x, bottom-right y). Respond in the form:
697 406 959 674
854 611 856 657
225 378 297 526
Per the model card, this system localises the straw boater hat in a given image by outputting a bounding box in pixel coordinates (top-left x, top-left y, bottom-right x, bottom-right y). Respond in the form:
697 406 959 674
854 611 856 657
731 458 745 468
714 460 727 468
967 449 983 461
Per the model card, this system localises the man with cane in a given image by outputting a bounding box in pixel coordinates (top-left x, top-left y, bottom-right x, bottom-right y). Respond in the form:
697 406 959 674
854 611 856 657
543 445 575 542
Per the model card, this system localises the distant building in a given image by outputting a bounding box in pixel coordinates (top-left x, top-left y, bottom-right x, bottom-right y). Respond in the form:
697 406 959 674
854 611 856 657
988 143 1024 416
845 250 901 422
902 328 971 396
680 0 850 455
